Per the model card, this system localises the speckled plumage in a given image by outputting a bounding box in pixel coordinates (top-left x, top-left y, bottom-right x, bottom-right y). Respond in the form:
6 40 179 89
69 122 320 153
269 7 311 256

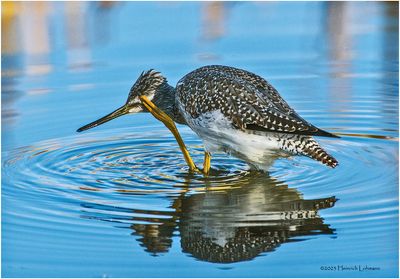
172 65 338 168
106 65 339 168
176 65 335 137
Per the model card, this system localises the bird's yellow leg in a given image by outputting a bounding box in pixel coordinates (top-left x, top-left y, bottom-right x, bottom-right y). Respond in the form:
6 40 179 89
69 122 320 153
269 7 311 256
203 151 211 176
139 96 200 173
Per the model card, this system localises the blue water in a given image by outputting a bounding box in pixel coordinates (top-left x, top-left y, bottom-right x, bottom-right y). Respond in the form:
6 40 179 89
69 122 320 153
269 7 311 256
2 2 399 278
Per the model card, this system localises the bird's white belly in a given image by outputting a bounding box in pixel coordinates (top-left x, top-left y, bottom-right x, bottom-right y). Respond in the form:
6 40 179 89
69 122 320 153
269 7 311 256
182 110 286 170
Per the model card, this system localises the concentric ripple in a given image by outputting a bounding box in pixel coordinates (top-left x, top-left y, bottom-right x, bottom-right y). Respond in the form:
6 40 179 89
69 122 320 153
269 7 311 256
2 125 398 275
3 125 397 219
3 127 253 197
3 126 258 222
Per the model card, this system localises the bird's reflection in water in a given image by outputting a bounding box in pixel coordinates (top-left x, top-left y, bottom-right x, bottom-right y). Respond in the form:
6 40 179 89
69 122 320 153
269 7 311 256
128 172 336 263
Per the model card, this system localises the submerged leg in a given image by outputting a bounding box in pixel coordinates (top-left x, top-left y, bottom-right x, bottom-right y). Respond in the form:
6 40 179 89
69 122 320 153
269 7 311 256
139 96 199 173
203 151 211 175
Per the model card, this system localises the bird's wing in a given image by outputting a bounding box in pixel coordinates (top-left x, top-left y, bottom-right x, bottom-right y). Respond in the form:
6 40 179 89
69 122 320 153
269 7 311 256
177 66 338 138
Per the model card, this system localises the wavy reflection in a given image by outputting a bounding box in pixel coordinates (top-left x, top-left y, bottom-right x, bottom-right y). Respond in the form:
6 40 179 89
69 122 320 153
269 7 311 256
82 173 336 263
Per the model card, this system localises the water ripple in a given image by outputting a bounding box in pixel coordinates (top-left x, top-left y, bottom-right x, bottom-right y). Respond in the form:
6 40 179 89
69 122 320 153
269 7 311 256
2 126 398 264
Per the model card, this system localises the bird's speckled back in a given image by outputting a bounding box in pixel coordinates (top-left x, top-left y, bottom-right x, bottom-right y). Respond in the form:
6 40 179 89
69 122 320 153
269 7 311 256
176 65 336 138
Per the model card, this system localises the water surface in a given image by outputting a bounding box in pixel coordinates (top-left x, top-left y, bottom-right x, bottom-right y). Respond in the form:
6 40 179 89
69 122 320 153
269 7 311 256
2 2 399 278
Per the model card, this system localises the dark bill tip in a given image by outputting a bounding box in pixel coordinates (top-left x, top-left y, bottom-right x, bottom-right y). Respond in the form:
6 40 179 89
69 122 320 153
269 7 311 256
77 124 95 133
76 105 128 133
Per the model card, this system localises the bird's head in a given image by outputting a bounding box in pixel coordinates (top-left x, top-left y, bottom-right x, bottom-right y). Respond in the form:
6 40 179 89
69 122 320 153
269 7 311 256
77 70 167 132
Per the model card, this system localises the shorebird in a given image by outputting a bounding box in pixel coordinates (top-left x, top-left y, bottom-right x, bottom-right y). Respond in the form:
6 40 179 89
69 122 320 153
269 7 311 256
77 65 339 174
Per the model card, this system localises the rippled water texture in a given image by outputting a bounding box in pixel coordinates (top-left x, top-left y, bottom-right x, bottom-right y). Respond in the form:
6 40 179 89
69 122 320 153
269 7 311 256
2 2 399 278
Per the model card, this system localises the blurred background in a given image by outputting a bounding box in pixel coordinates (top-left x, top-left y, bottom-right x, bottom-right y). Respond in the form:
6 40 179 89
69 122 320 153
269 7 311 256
2 1 399 278
2 1 398 148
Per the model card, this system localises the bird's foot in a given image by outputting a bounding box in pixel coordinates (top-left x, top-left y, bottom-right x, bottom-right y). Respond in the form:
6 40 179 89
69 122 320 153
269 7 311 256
202 151 211 176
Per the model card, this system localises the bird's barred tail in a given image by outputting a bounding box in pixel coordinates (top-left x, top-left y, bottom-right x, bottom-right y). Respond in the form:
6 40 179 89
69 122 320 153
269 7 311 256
278 135 338 168
300 138 338 168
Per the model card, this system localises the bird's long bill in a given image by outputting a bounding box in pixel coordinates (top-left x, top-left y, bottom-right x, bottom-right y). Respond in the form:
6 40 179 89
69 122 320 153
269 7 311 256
77 105 129 132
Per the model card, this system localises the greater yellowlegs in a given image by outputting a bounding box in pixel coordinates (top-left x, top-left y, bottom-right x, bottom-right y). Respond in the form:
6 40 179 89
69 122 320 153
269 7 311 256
77 65 339 174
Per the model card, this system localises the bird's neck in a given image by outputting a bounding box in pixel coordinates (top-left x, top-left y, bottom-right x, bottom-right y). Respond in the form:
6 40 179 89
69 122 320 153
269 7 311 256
152 82 187 125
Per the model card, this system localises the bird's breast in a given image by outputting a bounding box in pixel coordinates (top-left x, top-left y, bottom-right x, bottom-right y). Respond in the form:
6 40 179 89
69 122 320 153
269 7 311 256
179 109 287 169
